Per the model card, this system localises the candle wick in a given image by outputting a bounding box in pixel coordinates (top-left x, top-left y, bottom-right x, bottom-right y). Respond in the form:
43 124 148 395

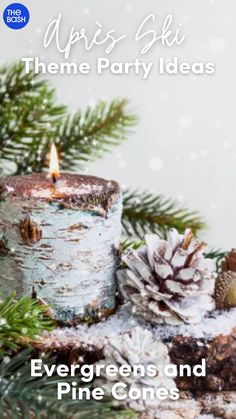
52 174 57 185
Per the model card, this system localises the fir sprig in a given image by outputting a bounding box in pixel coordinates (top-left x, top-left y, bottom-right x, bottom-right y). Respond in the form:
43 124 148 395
0 349 136 419
0 63 137 175
122 189 205 239
30 98 137 173
204 248 226 272
0 63 65 175
0 293 54 357
121 239 144 251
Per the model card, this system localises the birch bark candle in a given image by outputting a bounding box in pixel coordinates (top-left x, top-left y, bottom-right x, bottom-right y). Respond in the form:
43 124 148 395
0 148 122 323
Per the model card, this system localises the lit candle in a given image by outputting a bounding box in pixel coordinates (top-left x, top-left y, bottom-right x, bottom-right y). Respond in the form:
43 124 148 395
49 143 60 184
0 145 122 323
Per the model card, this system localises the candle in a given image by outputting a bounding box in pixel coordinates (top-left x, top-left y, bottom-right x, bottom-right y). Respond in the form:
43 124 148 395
0 145 122 323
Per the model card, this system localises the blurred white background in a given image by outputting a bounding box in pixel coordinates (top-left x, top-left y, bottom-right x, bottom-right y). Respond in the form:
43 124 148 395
1 0 235 248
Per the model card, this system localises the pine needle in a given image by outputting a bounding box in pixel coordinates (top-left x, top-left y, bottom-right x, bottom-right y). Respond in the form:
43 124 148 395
122 189 205 239
0 293 54 357
121 239 144 251
0 62 138 175
204 248 226 272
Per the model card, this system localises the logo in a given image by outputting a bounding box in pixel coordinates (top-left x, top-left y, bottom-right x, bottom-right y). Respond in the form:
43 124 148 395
3 3 30 29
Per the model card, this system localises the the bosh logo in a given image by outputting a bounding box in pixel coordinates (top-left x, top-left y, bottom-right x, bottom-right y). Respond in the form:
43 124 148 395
3 3 30 29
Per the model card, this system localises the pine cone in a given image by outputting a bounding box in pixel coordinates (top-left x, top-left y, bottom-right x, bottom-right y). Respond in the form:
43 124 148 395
95 327 175 412
221 249 236 273
215 271 236 309
117 228 215 325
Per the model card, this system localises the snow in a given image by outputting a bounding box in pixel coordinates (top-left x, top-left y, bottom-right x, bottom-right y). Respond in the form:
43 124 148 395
40 304 236 350
41 307 142 350
31 189 52 198
6 186 14 193
153 306 236 340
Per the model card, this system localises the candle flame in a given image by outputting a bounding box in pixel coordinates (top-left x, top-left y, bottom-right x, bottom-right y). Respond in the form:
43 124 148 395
49 143 60 181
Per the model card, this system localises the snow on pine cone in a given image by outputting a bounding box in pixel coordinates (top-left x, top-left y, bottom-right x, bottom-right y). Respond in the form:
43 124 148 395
117 228 216 325
94 327 176 412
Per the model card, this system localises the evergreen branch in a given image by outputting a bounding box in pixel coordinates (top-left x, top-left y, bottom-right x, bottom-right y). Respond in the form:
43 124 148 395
204 248 226 273
0 62 138 175
28 99 138 173
122 239 144 252
0 63 66 175
122 189 205 239
0 349 136 419
56 99 138 171
0 293 54 357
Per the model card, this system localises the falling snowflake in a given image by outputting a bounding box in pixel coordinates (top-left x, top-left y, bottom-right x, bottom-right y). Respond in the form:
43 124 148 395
148 156 163 172
190 152 198 160
35 27 42 34
118 160 127 169
209 38 226 54
179 114 193 128
125 4 132 11
222 141 231 150
83 8 90 15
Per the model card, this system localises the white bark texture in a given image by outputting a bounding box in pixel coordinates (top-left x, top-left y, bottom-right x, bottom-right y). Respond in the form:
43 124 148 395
0 174 122 323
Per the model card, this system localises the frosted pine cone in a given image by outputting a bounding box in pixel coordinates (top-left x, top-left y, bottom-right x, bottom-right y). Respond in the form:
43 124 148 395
95 327 175 412
117 229 215 325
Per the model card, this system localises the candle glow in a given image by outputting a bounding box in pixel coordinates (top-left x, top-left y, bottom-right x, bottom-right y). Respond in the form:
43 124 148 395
49 143 60 182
